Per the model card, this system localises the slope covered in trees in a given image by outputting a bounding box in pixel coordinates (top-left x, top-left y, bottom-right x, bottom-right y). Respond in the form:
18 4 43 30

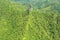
0 0 60 40
13 0 60 9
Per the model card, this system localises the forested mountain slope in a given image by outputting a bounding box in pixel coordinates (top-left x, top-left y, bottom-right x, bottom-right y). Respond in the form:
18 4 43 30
12 0 60 9
0 0 60 40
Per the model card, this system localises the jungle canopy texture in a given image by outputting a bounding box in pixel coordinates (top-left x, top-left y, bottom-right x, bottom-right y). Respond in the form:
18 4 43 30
0 0 60 40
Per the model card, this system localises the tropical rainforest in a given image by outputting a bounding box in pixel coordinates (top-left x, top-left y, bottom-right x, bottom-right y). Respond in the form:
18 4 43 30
0 0 60 40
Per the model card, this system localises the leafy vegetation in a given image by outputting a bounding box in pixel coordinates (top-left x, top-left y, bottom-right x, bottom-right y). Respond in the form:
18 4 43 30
0 0 60 40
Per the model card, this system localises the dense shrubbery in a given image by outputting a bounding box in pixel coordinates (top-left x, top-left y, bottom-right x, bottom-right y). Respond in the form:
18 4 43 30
0 0 60 40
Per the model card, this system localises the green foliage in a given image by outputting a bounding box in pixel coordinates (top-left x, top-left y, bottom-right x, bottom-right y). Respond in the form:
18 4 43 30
0 0 60 40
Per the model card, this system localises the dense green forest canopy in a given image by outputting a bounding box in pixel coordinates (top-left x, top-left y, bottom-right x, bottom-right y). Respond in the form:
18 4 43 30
0 0 60 40
12 0 60 9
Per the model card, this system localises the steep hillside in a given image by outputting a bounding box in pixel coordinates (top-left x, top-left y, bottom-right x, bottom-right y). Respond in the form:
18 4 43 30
0 0 60 40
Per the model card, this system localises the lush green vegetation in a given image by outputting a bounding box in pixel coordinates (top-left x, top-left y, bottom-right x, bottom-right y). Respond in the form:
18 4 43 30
0 0 60 40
